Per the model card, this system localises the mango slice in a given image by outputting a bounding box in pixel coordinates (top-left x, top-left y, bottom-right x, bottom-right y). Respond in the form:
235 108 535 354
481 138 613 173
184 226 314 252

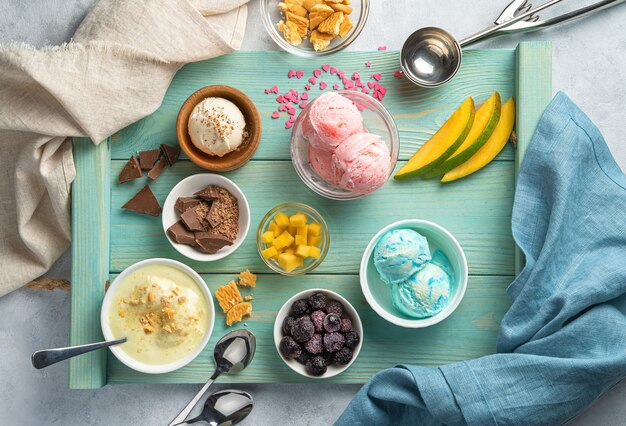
423 92 502 178
394 97 475 179
279 253 300 272
442 97 516 183
275 212 290 227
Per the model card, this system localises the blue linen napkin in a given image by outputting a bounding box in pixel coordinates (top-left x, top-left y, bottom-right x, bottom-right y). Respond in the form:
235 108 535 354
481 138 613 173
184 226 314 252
335 92 626 426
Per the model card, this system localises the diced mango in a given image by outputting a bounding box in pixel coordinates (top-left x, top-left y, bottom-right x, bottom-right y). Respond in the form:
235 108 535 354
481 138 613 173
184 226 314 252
278 253 300 272
297 225 308 236
294 255 304 267
275 212 290 227
280 230 295 246
262 231 275 244
308 222 322 236
295 245 310 257
285 246 296 255
309 246 321 259
295 234 307 246
272 230 295 250
288 225 297 236
262 246 279 259
289 213 307 227
269 221 279 237
308 235 321 246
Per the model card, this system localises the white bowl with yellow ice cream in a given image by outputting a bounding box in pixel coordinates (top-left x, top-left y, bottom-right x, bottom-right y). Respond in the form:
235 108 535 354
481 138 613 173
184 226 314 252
101 258 215 374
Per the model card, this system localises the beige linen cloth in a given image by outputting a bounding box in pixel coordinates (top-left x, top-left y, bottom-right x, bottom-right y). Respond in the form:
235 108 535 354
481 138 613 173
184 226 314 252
0 0 249 296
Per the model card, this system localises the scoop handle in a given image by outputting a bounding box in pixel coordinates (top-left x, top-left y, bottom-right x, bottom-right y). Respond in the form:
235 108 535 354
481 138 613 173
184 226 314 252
31 337 127 369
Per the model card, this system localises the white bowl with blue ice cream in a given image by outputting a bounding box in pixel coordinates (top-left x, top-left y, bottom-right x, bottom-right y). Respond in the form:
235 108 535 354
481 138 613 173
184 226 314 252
360 220 468 328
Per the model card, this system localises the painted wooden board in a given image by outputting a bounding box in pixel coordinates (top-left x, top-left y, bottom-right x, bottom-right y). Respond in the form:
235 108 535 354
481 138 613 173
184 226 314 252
70 42 552 388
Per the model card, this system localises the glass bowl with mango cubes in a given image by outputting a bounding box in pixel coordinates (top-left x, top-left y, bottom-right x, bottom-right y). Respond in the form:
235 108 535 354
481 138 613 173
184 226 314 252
257 203 330 275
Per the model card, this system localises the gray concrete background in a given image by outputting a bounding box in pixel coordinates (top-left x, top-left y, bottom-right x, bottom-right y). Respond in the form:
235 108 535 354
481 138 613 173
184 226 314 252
0 0 625 424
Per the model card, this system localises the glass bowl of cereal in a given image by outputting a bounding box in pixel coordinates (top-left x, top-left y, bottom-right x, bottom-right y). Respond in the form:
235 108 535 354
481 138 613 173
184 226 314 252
257 203 330 275
261 0 370 57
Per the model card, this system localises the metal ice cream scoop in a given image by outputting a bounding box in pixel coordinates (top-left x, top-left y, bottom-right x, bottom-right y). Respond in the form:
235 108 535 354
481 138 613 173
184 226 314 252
171 390 254 426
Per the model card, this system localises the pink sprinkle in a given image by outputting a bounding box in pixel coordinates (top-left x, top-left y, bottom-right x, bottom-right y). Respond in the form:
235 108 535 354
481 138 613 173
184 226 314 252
322 64 330 72
301 92 309 100
276 95 285 103
288 115 296 122
361 87 370 94
377 87 387 96
271 86 279 94
299 101 308 109
308 77 317 85
342 77 351 86
264 88 271 94
365 61 372 67
296 70 305 79
305 84 312 91
271 111 280 119
378 45 388 51
313 69 322 78
320 81 328 90
333 84 339 90
371 73 382 81
394 70 403 79
330 67 338 74
373 92 384 101
288 69 296 78
279 104 288 111
355 80 364 88
288 107 296 115
344 81 355 89
367 81 376 89
337 70 346 79
286 121 293 129
351 72 360 80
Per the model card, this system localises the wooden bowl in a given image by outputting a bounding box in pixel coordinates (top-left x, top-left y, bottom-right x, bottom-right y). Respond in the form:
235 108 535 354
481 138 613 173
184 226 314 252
176 85 262 172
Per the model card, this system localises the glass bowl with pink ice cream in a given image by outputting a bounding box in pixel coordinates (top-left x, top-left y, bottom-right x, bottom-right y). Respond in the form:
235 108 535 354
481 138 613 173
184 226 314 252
291 91 400 200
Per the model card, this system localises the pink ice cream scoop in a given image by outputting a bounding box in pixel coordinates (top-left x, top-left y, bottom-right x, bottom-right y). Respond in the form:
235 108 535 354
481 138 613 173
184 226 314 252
309 144 343 185
332 132 391 194
308 92 363 150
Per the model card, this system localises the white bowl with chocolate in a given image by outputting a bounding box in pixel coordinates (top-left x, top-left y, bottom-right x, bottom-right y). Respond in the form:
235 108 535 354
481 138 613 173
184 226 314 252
162 174 250 262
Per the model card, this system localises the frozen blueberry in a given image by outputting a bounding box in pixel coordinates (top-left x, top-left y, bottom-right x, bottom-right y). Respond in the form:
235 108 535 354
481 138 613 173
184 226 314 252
305 333 323 354
323 332 345 353
297 350 310 364
325 300 344 316
279 336 302 359
291 316 315 343
290 299 309 316
323 313 341 333
282 316 296 335
310 310 325 333
339 318 353 333
321 350 334 365
308 292 327 311
344 330 360 349
305 356 327 377
333 347 353 365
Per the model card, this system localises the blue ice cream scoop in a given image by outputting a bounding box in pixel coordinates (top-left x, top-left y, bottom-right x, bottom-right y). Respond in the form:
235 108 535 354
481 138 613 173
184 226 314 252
373 229 431 285
391 261 451 318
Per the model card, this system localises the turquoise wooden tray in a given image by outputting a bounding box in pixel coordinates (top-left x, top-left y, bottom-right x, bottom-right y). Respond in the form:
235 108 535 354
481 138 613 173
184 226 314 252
69 42 552 388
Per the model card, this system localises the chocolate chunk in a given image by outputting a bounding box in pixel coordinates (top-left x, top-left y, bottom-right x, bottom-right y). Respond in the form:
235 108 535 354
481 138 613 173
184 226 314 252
122 185 161 216
175 197 201 215
207 201 224 228
194 185 221 201
147 158 168 181
139 149 161 170
118 156 142 183
161 144 180 166
194 232 233 254
167 220 197 245
180 207 204 231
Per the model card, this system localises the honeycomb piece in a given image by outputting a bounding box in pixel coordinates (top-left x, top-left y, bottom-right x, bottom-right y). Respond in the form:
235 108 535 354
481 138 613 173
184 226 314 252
328 2 352 14
215 280 243 313
281 20 303 46
239 269 257 288
310 30 335 51
279 2 308 17
309 4 334 30
338 14 352 38
318 11 344 36
303 0 324 11
226 302 252 326
286 12 309 38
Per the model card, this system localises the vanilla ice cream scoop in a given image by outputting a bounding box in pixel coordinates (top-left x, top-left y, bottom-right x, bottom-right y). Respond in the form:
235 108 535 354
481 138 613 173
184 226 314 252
188 97 247 157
